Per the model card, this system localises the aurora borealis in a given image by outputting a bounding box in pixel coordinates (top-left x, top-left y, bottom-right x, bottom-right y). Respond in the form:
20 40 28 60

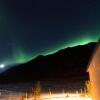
0 0 100 67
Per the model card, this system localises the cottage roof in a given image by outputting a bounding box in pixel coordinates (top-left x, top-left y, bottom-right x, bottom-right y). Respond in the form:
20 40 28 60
87 38 100 72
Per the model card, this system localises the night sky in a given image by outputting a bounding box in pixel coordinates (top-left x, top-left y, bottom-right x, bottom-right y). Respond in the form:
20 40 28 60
0 0 100 67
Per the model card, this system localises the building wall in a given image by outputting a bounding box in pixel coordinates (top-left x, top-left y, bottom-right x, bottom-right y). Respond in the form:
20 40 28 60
88 45 100 100
89 64 100 100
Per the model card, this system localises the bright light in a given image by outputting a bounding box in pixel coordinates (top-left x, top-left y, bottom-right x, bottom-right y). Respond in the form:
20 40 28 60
0 64 5 69
40 93 92 100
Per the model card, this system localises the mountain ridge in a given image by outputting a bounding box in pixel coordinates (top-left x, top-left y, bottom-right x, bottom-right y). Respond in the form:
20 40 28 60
0 42 96 83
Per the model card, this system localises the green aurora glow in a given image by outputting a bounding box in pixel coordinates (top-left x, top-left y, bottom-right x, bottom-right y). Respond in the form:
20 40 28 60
43 34 100 55
0 0 100 67
2 34 99 66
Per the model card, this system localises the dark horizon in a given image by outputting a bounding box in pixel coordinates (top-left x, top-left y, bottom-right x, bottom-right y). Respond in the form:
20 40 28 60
0 42 96 83
0 41 97 73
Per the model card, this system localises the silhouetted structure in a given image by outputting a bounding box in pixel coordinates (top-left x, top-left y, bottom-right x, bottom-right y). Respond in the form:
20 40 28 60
87 39 100 100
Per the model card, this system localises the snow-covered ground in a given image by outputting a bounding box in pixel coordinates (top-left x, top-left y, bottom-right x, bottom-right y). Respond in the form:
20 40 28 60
0 82 92 100
24 93 92 100
0 91 92 100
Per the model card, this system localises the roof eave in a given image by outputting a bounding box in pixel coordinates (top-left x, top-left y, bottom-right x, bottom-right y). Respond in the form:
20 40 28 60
87 38 100 72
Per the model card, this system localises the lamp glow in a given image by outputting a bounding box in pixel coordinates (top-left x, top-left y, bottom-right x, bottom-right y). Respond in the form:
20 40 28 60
0 64 5 69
